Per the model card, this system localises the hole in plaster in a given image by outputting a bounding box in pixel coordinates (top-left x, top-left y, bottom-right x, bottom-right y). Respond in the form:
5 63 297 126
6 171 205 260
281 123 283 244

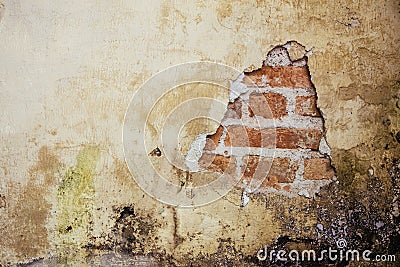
149 147 162 157
185 41 335 200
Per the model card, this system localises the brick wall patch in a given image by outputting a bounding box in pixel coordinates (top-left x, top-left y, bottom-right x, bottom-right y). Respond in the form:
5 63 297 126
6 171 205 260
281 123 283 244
186 41 335 199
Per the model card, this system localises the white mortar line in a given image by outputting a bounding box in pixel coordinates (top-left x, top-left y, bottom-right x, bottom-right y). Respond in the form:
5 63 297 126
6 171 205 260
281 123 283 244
245 86 315 96
294 157 305 182
285 92 296 116
221 116 324 130
205 147 324 159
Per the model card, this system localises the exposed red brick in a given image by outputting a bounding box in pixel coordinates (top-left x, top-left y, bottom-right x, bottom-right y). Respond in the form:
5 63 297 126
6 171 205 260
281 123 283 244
204 126 224 151
270 180 281 190
283 184 291 192
195 44 335 190
241 156 270 178
276 128 322 150
241 156 298 185
295 95 321 117
265 157 298 183
304 158 335 180
244 66 312 88
199 154 235 175
225 98 242 119
249 92 287 119
225 126 322 150
224 126 275 148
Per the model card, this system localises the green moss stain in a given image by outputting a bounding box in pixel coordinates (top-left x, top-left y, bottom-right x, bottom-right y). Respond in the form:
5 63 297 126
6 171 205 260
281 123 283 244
55 145 100 262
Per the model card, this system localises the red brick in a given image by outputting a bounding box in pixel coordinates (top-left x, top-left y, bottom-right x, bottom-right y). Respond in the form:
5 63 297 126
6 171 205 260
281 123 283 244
225 126 322 150
295 95 321 117
268 158 298 183
204 126 224 151
241 157 298 188
225 98 242 119
304 158 335 180
283 184 291 192
224 126 275 148
241 156 272 178
249 92 287 119
199 154 235 175
275 128 322 150
244 66 312 88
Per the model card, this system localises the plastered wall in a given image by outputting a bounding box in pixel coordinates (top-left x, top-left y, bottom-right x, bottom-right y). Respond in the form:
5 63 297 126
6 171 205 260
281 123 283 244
0 1 399 265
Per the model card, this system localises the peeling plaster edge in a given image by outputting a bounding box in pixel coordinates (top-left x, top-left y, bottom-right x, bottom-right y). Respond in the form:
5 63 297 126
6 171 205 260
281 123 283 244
186 41 335 200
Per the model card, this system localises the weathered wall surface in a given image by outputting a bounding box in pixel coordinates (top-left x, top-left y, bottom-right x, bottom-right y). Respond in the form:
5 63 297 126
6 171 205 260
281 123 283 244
0 0 399 266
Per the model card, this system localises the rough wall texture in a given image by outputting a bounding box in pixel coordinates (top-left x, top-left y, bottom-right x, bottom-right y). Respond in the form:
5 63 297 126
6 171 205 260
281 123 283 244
0 0 399 266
